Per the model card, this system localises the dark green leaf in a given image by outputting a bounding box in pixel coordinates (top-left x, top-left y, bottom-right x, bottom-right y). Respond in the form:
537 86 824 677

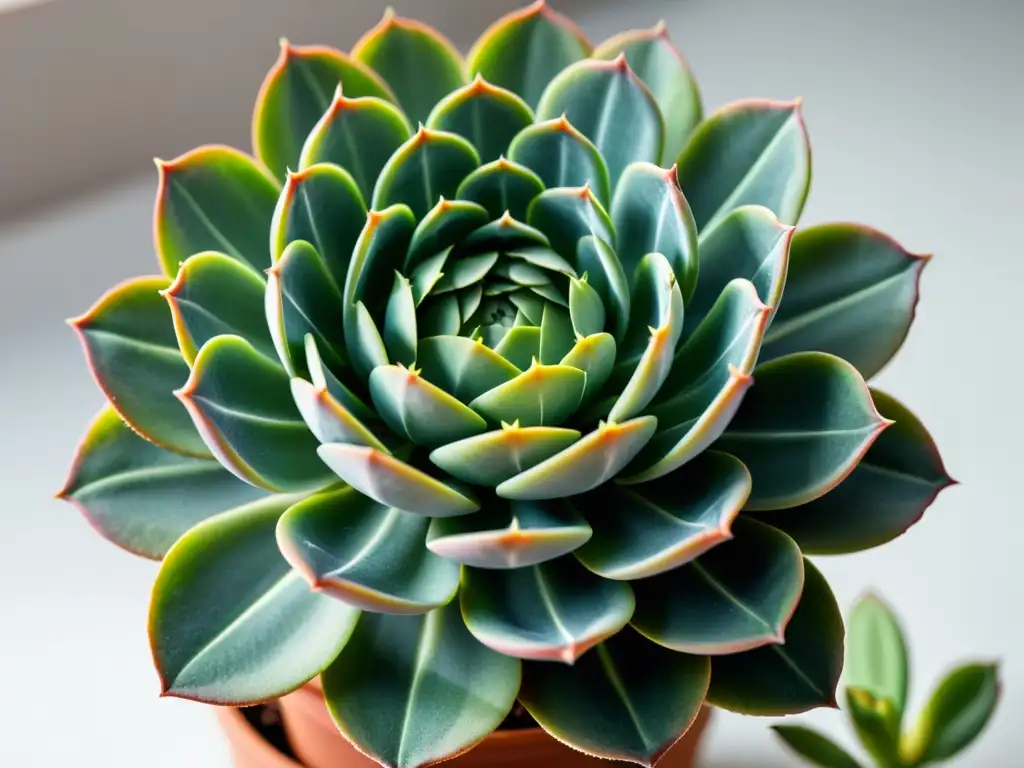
771 726 865 768
426 76 534 163
508 117 611 206
455 158 546 221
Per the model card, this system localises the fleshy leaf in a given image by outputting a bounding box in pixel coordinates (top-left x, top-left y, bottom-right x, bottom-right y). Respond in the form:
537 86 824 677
426 76 534 163
461 555 632 663
708 559 844 715
150 493 359 704
415 335 521 403
277 487 460 614
715 352 890 511
539 302 575 365
163 252 275 365
508 116 611 206
751 389 955 553
455 158 546 221
351 10 466 125
253 41 395 180
536 55 664 189
369 365 488 446
58 405 265 560
575 450 749 580
498 417 657 500
576 235 630 341
845 689 902 767
154 146 280 276
469 362 585 428
759 223 930 379
465 1 591 109
519 627 709 765
569 275 606 338
383 273 417 366
69 276 208 457
526 184 615 265
429 424 580 487
594 23 702 165
771 726 865 768
846 593 909 719
560 332 616 404
176 334 333 492
318 444 479 517
631 518 804 654
676 98 810 233
611 162 698 301
405 198 489 272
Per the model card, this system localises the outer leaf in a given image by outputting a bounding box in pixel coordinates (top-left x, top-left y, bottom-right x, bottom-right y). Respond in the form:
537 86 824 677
416 335 521 403
594 23 702 165
469 362 585 428
455 158 546 221
575 451 749 580
537 56 664 188
759 223 930 379
631 518 804 654
352 10 466 125
461 556 633 663
508 116 611 206
277 487 460 614
369 365 487 446
519 627 710 766
846 593 910 719
322 602 520 768
429 424 580 487
751 388 955 553
708 559 844 715
58 405 264 560
612 162 698 301
715 352 890 511
298 91 412 201
69 276 208 457
154 146 280 276
465 1 591 109
176 335 333 492
676 99 810 233
163 251 275 365
149 493 359 704
771 726 865 768
426 76 534 163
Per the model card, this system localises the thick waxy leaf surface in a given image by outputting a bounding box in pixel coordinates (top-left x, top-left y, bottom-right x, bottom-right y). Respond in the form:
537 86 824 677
508 117 611 206
498 417 657 500
846 593 909 718
462 556 632 663
537 56 664 188
594 24 702 165
426 77 534 163
427 498 589 568
527 185 614 265
772 726 865 768
759 223 930 379
253 42 394 180
575 451 749 580
676 99 810 233
59 406 265 560
372 128 480 220
685 205 793 336
416 335 521 402
154 146 280 276
716 352 888 511
299 93 411 201
352 11 466 125
150 494 359 703
631 518 803 654
577 235 630 340
290 376 386 451
383 273 417 365
318 444 478 517
70 276 207 457
465 1 591 109
406 199 489 272
708 559 844 715
177 335 332 492
469 363 585 428
751 388 953 552
561 332 616 404
163 252 274 364
430 424 580 487
277 487 460 614
569 275 606 337
519 627 709 765
370 365 487 446
455 158 546 221
322 602 520 768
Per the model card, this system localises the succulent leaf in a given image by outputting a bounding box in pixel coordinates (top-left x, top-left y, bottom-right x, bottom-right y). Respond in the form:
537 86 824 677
575 450 749 580
58 405 265 560
382 272 418 366
351 11 467 126
322 602 520 768
759 223 930 379
846 593 910 719
369 365 488 446
716 352 890 511
676 99 810 233
455 158 546 220
429 424 581 487
708 559 844 715
527 185 615 264
594 24 702 165
631 518 804 654
519 627 710 765
568 275 606 337
149 493 359 703
771 726 865 768
406 198 489 272
560 332 617 404
576 235 630 341
253 41 395 180
277 487 460 614
154 146 280 276
461 555 633 663
844 688 903 767
508 116 611 206
415 335 521 402
469 362 585 428
426 77 534 163
69 276 209 457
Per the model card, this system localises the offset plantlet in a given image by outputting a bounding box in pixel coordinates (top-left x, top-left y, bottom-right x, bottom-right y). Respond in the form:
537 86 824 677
60 3 954 766
773 594 1001 767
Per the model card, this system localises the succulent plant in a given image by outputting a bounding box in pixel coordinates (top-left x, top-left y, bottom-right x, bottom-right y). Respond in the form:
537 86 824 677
773 594 1001 767
59 3 955 766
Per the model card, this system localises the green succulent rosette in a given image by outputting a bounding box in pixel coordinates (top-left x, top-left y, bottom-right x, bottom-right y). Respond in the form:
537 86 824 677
59 4 954 766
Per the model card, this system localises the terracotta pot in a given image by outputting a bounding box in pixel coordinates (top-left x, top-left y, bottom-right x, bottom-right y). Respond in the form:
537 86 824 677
217 680 711 768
